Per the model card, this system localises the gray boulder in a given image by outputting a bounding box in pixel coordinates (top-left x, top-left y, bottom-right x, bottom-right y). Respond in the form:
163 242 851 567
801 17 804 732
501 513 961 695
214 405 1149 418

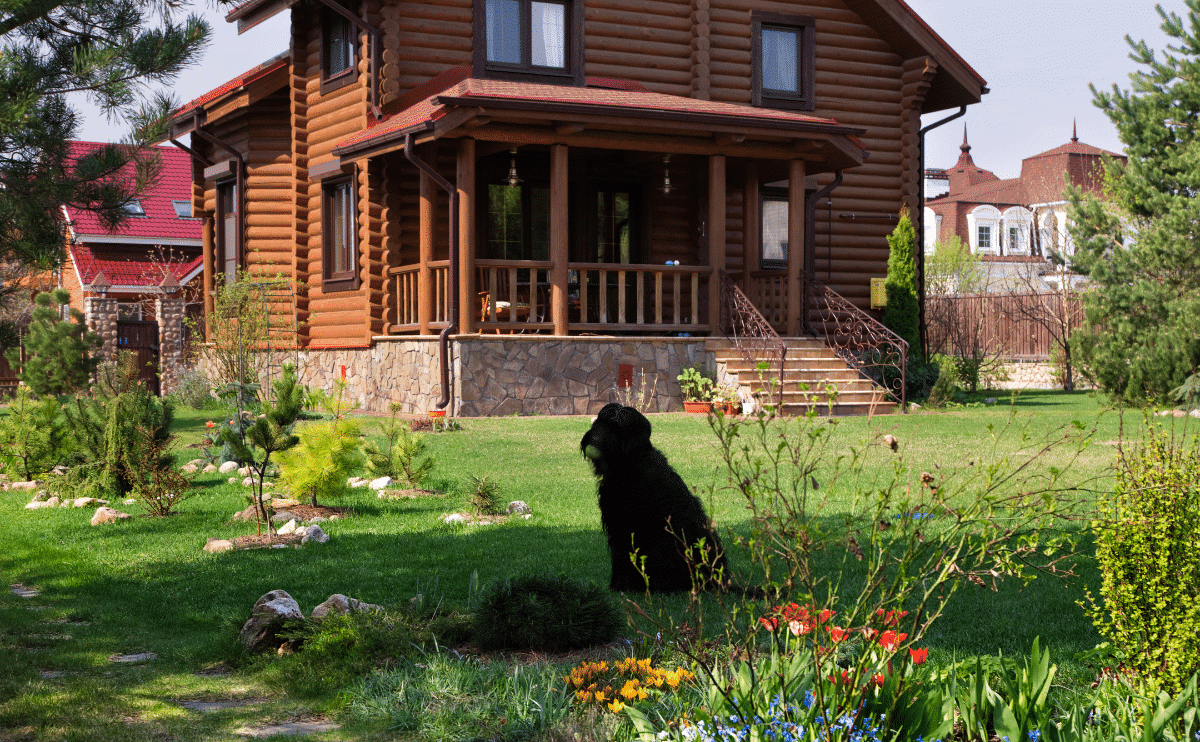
311 594 383 620
239 590 304 654
300 525 329 545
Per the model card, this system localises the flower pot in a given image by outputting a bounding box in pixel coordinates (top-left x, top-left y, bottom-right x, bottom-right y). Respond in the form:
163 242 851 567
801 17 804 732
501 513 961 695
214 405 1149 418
428 410 447 419
683 400 711 414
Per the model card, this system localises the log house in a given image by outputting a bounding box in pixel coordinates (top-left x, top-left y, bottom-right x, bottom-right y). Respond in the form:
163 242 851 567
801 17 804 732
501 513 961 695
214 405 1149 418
168 0 985 416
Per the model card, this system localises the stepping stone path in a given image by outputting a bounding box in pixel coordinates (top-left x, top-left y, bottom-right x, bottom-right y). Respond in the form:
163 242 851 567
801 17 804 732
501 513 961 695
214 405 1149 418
9 583 340 737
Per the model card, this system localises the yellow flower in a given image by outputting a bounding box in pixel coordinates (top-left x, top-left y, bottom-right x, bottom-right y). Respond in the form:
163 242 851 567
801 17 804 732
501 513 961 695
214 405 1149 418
593 689 607 703
608 699 625 714
576 689 591 703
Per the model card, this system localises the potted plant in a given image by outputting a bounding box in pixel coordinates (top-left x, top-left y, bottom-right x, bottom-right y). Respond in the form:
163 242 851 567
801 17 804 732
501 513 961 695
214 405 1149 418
677 365 714 413
711 383 740 416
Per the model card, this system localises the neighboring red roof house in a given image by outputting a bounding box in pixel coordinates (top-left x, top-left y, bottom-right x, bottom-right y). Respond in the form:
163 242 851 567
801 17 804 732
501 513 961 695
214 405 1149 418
924 125 1125 283
60 141 204 319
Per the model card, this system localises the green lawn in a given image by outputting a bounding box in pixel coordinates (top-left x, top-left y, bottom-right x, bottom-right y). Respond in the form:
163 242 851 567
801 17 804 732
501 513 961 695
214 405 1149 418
0 391 1148 740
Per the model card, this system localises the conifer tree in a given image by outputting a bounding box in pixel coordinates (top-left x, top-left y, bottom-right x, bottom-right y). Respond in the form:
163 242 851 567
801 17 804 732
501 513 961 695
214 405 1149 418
6 289 100 396
0 0 210 269
882 208 921 360
1068 0 1200 404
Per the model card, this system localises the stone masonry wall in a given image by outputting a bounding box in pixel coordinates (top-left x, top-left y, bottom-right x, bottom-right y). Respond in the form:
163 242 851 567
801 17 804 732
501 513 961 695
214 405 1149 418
214 336 715 416
83 297 119 360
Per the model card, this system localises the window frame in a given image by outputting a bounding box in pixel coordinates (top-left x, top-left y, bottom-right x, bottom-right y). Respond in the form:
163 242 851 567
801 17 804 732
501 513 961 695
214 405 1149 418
759 187 790 271
322 175 360 292
215 179 239 287
751 10 816 112
473 0 584 86
320 2 359 95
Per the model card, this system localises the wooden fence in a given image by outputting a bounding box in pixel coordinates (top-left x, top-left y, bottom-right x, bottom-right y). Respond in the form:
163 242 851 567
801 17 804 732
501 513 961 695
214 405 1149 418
926 293 1085 361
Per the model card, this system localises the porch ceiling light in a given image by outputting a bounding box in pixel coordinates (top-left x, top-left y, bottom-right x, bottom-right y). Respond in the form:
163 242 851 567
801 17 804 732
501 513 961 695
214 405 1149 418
658 154 673 195
505 148 522 187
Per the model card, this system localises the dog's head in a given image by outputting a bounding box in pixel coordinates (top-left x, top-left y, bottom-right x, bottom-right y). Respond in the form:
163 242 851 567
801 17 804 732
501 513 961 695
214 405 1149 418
580 403 653 477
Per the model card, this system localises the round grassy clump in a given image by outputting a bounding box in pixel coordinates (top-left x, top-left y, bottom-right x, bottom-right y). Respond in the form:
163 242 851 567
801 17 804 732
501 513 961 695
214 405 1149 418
473 574 624 652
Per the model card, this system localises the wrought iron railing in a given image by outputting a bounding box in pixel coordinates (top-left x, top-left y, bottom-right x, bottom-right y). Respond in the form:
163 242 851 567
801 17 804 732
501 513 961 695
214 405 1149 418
809 280 907 409
719 270 786 410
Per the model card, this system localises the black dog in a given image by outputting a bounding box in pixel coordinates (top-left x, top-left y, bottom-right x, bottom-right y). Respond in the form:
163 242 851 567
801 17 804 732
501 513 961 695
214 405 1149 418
581 403 728 592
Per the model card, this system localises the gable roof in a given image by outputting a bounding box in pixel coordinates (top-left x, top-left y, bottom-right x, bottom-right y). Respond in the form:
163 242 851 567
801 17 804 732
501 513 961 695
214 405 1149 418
69 242 204 290
173 52 289 122
62 142 202 245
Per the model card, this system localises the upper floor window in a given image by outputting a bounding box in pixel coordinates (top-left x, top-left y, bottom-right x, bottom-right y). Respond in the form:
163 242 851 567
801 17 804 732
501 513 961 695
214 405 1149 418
967 205 1001 255
322 4 358 93
752 11 815 111
172 199 192 218
122 200 146 217
475 0 583 84
323 176 359 291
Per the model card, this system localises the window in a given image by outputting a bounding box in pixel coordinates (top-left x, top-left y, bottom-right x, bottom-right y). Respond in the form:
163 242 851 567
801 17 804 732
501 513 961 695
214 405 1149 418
323 177 358 290
122 200 146 216
487 183 550 260
977 225 991 250
216 181 238 286
752 11 815 111
172 199 192 218
117 303 142 321
761 191 789 269
321 4 358 93
475 0 583 84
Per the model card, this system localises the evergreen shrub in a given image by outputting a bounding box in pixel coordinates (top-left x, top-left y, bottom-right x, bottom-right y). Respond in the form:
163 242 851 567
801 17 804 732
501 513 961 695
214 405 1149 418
5 289 100 396
1084 421 1200 694
473 574 624 652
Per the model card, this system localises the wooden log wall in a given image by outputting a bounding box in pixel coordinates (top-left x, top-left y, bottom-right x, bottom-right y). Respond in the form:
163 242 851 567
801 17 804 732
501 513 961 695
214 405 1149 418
291 9 312 344
380 0 472 107
244 88 294 281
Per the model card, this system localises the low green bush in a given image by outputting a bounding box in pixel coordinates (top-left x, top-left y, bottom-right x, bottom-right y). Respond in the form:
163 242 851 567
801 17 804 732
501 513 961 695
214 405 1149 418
473 574 624 652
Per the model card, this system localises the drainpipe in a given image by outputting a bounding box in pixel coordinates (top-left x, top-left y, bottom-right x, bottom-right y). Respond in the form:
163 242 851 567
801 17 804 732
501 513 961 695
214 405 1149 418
802 170 843 336
917 105 967 360
403 134 458 411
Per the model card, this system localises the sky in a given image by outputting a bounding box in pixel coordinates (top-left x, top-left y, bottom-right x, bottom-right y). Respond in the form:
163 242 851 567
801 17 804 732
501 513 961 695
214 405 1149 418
71 0 1187 180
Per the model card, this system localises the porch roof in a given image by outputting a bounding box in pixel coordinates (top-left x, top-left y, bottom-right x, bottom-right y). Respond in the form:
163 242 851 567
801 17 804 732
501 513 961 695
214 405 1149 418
330 69 866 172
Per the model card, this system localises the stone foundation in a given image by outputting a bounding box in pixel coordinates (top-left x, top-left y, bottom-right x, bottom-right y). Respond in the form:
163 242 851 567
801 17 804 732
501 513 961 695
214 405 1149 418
259 336 714 416
990 361 1091 390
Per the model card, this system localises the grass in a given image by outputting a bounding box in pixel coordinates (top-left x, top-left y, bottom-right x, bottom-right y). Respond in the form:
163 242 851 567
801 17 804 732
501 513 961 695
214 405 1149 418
0 389 1157 740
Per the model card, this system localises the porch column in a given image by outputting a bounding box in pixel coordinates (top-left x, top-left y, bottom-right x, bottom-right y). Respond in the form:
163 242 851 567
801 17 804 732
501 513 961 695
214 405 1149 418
201 210 214 342
550 144 569 335
742 160 760 287
418 165 435 335
786 159 806 336
155 296 186 395
707 154 726 329
457 138 476 333
84 296 119 362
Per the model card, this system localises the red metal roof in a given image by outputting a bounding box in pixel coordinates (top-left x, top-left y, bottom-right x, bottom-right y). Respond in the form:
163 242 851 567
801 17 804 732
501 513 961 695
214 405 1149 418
70 242 203 288
334 75 858 155
173 52 288 120
62 141 202 243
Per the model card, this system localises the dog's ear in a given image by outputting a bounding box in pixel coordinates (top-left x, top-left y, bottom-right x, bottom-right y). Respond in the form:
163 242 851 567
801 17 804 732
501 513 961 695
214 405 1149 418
596 403 623 424
615 405 652 454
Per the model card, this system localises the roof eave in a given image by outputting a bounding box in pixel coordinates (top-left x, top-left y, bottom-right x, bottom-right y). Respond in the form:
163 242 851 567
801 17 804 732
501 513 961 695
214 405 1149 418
226 0 297 33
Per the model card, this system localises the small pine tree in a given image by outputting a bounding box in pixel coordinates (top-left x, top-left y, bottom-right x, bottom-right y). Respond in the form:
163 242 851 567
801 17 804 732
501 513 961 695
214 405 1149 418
363 403 434 487
0 385 70 480
219 363 303 534
6 290 101 396
882 209 921 359
277 417 363 507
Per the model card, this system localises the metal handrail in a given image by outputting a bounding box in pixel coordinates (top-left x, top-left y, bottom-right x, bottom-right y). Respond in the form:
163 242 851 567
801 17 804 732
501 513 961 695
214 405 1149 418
719 270 786 411
810 280 907 409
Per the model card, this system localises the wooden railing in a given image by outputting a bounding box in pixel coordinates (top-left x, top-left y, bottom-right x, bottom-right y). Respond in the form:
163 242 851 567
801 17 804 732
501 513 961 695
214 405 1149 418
570 262 711 333
389 260 450 332
388 259 713 335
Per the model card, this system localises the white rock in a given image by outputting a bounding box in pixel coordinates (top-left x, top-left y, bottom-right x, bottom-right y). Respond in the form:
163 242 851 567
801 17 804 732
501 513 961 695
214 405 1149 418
348 478 368 488
523 513 532 519
124 498 137 505
506 500 531 515
72 497 106 508
219 461 238 474
368 476 392 490
261 481 274 489
228 477 239 484
1190 409 1200 418
311 594 383 620
46 496 62 508
300 525 328 544
181 464 199 474
277 519 299 535
242 477 257 487
187 459 204 467
24 500 55 509
202 464 218 474
204 538 235 553
443 513 466 524
91 507 131 526
237 466 252 477
10 481 40 491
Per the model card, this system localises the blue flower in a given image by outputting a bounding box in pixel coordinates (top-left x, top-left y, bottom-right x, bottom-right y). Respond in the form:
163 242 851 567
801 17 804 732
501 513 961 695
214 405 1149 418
1028 732 1041 742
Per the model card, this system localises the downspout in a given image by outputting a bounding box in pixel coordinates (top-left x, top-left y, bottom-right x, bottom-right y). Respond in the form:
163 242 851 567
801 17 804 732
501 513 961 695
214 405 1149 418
802 170 843 336
917 105 967 360
314 0 383 120
403 134 458 411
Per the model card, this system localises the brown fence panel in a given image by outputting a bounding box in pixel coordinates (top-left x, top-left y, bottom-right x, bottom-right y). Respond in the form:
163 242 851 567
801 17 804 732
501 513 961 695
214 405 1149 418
926 293 1084 361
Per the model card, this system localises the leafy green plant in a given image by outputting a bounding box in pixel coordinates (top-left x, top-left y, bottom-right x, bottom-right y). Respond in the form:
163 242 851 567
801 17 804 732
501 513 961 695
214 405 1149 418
0 384 70 481
472 574 624 652
467 475 503 516
121 427 195 516
218 363 303 534
169 364 216 409
364 403 434 487
1083 420 1200 694
6 289 100 396
628 402 1092 741
676 365 714 403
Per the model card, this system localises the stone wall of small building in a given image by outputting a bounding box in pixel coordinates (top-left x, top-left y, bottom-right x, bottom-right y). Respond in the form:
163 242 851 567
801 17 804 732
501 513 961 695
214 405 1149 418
251 336 714 416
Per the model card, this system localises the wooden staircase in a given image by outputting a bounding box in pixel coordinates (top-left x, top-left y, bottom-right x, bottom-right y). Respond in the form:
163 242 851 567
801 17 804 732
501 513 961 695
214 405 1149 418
707 337 896 416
